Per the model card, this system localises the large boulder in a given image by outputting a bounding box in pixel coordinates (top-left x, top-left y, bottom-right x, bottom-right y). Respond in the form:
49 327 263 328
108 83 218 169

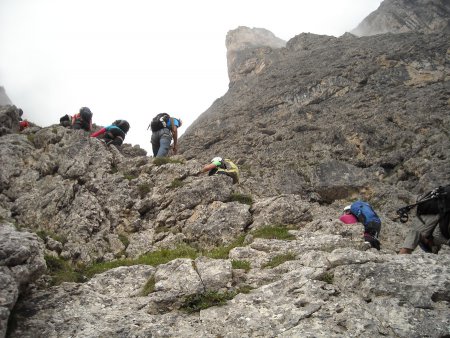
0 105 20 136
0 223 46 338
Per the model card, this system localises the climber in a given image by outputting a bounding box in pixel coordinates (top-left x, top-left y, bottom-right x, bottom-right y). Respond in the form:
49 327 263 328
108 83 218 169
90 120 130 146
60 107 93 131
348 200 381 250
18 108 30 131
149 113 182 157
71 107 93 131
339 205 358 224
398 185 450 254
197 157 240 184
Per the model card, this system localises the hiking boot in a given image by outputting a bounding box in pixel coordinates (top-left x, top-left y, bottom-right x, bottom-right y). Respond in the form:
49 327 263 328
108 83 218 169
419 235 434 253
363 233 381 251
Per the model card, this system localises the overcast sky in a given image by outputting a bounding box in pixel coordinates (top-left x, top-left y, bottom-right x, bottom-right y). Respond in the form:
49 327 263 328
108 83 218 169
0 0 383 153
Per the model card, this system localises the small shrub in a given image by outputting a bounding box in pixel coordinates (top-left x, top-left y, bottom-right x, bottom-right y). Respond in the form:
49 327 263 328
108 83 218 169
262 253 296 269
229 193 253 205
153 157 184 166
252 225 296 240
118 234 130 248
180 291 237 313
110 165 118 174
45 255 83 286
36 230 67 244
318 272 334 284
137 184 151 197
232 260 251 272
169 178 184 189
141 276 156 296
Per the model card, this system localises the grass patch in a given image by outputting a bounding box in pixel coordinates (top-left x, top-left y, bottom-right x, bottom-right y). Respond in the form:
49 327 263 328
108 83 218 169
47 235 248 284
180 291 237 313
262 253 296 269
118 234 130 248
45 255 84 286
232 260 251 272
252 225 296 240
237 285 254 294
153 157 184 166
136 244 198 265
137 183 151 198
141 276 156 296
82 244 198 279
124 173 138 180
26 134 35 144
82 258 133 279
169 178 184 189
204 235 246 259
229 193 253 205
36 230 67 244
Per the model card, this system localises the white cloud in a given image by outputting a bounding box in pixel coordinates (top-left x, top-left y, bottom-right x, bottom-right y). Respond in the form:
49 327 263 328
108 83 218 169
0 0 382 153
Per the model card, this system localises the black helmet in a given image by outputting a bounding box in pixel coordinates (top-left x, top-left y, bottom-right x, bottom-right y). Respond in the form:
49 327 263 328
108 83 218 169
79 107 92 121
80 107 91 115
113 120 130 134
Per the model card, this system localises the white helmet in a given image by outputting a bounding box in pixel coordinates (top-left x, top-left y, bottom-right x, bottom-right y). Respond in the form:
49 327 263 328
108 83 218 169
211 157 223 163
343 205 352 212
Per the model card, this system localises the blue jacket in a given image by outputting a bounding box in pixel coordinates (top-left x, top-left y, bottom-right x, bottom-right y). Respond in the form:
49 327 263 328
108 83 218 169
350 201 381 226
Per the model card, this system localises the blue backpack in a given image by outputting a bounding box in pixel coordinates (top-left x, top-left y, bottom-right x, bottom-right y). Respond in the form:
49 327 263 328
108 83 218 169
350 201 380 226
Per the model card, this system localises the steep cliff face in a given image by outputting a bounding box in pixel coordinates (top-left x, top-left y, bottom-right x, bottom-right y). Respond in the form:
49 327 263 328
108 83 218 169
180 5 449 205
226 26 286 84
1 0 450 337
351 0 450 36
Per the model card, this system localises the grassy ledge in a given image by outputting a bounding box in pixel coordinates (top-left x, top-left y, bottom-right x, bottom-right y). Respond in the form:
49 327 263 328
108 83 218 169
251 224 296 240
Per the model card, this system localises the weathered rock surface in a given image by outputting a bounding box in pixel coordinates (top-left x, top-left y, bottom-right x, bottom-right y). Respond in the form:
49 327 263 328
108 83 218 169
9 243 450 338
352 0 450 36
1 0 450 337
226 26 286 84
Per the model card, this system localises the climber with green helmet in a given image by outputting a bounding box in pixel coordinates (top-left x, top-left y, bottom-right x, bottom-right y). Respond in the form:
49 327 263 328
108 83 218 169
198 157 240 184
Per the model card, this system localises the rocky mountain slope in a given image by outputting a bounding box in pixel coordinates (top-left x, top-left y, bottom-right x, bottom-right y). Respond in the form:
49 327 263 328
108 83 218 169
351 0 450 36
1 0 449 337
180 8 449 207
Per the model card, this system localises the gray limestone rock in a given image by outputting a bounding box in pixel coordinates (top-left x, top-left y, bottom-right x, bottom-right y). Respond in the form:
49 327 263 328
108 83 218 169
351 0 450 36
0 223 45 338
226 26 286 83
